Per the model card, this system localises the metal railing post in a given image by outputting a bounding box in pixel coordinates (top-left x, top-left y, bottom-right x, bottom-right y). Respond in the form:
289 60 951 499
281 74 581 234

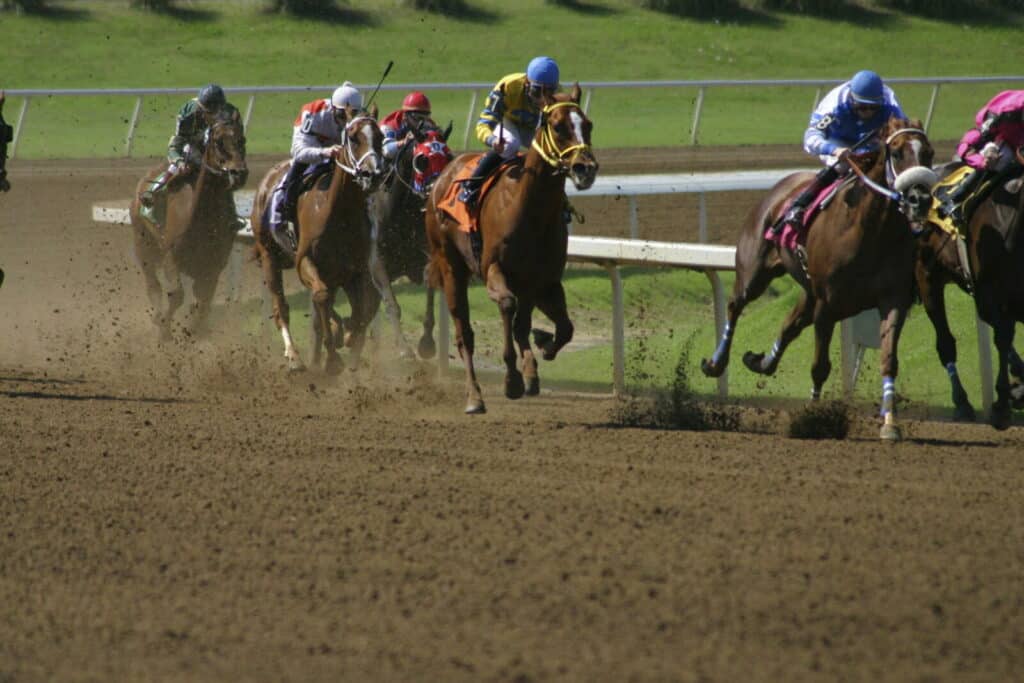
812 87 822 112
582 88 593 115
124 96 144 157
924 84 940 134
243 94 256 132
628 196 639 239
607 264 625 395
690 86 705 146
462 90 478 152
10 97 30 159
698 192 708 242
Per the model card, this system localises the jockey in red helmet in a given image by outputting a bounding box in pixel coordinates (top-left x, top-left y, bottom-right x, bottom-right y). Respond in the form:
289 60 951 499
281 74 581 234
381 91 437 164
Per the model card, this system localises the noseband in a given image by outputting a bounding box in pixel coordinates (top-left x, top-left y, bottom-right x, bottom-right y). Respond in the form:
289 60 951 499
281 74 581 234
336 115 381 177
531 101 592 172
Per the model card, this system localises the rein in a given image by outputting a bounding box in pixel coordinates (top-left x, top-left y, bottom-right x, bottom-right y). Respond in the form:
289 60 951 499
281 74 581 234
531 101 590 171
846 127 928 202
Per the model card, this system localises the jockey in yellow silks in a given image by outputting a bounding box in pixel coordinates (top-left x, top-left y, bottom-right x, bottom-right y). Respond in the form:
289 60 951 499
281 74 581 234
458 56 561 209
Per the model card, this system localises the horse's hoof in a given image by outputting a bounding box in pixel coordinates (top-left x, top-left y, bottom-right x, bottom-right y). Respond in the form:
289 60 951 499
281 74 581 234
286 357 306 373
879 422 902 442
701 357 724 378
506 371 525 400
989 404 1012 431
397 346 417 362
742 351 773 375
324 357 343 376
952 403 977 423
532 328 554 348
525 376 540 396
417 336 437 360
465 400 487 415
1011 384 1024 410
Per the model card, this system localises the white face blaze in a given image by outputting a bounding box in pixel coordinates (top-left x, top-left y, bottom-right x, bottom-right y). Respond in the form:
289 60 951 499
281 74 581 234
569 110 585 146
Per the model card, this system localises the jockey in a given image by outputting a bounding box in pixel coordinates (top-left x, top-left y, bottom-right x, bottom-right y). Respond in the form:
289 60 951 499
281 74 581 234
267 81 363 249
940 90 1024 224
458 56 561 210
140 84 239 207
380 91 437 164
0 90 11 192
770 70 906 236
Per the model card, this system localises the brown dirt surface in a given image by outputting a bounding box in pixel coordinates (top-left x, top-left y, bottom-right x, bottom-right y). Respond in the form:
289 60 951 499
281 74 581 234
2 148 1023 683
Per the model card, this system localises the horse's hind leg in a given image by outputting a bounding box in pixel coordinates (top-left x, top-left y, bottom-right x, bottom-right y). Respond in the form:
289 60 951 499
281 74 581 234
742 288 815 376
701 247 782 378
444 254 484 414
485 263 525 400
369 238 414 359
418 282 437 359
261 252 304 372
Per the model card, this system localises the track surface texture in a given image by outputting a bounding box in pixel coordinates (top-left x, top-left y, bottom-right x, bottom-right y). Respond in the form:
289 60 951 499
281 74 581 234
3 147 1023 683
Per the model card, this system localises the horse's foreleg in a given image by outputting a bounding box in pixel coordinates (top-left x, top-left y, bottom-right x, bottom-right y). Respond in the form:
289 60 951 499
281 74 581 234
918 266 975 421
444 257 484 414
262 251 303 372
810 303 836 401
743 288 815 376
369 239 414 359
341 272 381 370
160 252 184 340
702 249 780 378
418 281 437 360
189 271 219 339
512 298 538 396
485 263 524 400
877 300 911 441
533 282 574 363
136 248 166 336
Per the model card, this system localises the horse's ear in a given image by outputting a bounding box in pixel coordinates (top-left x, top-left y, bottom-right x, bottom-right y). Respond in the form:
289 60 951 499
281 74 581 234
571 82 582 104
369 103 379 120
442 121 453 143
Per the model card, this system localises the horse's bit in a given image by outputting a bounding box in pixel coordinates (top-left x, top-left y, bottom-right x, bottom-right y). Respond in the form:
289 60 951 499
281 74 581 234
531 102 592 173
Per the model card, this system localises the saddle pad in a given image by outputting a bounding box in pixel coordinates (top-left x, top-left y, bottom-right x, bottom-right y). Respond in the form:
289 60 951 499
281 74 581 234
438 155 517 233
928 165 973 237
769 176 847 251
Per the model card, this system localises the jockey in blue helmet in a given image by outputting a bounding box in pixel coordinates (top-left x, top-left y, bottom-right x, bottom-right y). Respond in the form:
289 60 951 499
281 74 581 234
770 69 905 236
458 56 561 209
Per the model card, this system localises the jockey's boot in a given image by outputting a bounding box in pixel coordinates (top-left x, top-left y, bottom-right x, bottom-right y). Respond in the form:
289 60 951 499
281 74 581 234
140 166 176 208
281 161 308 223
940 168 984 227
458 150 503 212
769 165 840 238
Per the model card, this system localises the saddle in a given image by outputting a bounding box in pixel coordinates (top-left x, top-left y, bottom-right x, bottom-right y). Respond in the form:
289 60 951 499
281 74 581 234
770 174 854 251
438 155 521 233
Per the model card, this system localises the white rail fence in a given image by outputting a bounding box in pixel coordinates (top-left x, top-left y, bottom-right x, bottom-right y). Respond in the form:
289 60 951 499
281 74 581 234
11 75 1024 158
91 170 995 405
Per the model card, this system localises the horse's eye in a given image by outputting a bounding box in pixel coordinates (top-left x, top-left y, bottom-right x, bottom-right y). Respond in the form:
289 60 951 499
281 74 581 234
893 150 903 162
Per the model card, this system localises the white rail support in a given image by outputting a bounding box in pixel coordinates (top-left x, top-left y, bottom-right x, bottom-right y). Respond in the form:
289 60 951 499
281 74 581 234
124 96 144 157
10 97 29 159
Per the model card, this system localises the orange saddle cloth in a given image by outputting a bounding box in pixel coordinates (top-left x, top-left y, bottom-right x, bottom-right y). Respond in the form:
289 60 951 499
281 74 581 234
438 154 518 233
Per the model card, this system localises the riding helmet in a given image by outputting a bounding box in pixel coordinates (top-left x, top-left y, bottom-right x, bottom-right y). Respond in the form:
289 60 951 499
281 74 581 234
197 84 226 111
402 91 431 114
526 56 560 88
849 70 885 105
331 81 363 110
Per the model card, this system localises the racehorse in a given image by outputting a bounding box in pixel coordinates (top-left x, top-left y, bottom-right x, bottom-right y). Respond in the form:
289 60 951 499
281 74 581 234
250 106 385 374
700 117 938 440
368 120 453 359
424 84 598 414
130 108 248 340
915 154 1024 429
0 90 12 194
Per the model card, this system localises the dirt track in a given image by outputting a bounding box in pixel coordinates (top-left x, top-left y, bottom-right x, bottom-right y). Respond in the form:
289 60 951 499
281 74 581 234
2 150 1023 682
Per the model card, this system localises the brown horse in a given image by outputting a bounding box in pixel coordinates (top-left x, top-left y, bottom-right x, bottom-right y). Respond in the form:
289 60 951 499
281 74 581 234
424 85 598 414
700 117 937 440
915 156 1024 429
130 109 248 339
0 90 12 193
250 107 384 374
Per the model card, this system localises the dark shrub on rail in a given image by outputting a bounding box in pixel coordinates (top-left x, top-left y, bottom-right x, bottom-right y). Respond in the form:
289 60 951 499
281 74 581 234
635 0 741 18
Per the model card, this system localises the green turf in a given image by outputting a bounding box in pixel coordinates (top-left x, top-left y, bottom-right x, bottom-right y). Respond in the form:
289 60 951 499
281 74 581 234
238 264 989 419
2 0 1024 157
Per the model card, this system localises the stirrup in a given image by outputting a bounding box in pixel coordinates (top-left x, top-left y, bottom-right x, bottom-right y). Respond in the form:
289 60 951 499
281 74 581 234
271 222 297 253
140 189 156 208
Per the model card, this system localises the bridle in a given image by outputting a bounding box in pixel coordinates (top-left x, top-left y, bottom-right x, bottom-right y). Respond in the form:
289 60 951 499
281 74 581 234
200 119 246 181
335 114 382 178
531 101 592 173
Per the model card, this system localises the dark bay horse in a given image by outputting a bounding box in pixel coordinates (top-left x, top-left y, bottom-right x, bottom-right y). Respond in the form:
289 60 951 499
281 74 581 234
250 107 384 374
130 109 248 339
424 84 598 414
368 121 453 359
916 154 1024 429
701 117 937 440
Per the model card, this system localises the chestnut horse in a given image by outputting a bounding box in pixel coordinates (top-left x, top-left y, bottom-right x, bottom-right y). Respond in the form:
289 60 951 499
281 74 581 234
368 121 453 359
915 155 1024 429
424 85 598 414
701 117 937 440
250 108 384 374
130 109 248 339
